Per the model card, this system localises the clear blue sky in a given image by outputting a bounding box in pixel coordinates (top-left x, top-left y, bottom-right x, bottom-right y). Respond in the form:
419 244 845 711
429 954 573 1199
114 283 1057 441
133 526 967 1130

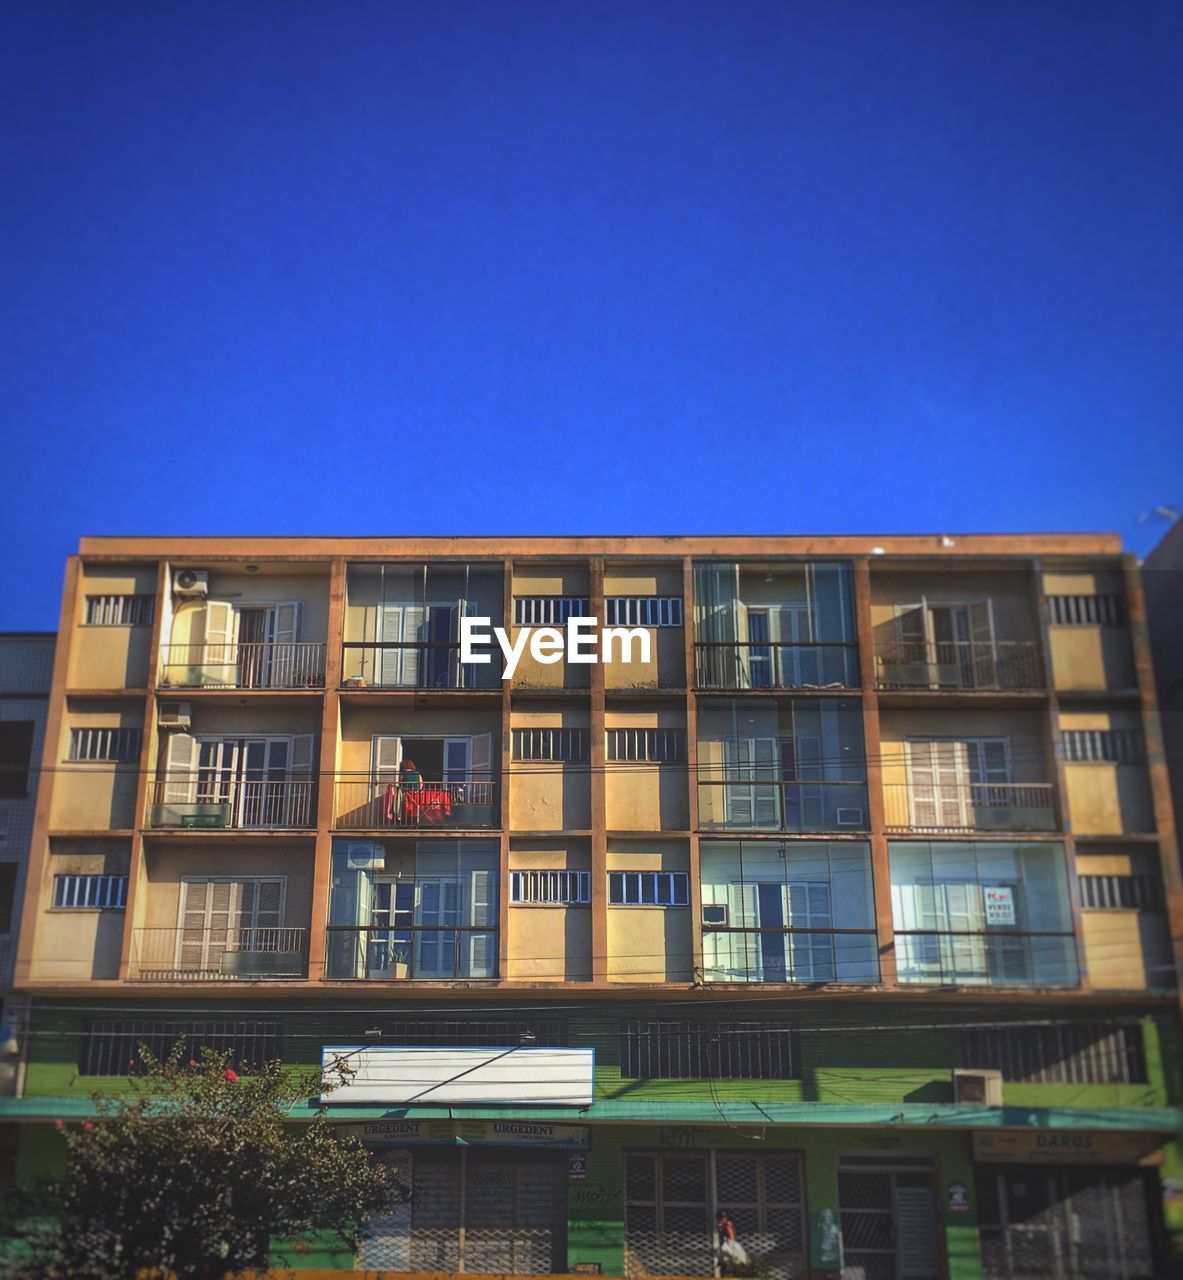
2 1 1180 629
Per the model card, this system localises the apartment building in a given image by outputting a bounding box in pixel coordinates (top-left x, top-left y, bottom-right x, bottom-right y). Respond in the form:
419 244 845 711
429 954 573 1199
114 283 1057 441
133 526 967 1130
3 535 1182 1280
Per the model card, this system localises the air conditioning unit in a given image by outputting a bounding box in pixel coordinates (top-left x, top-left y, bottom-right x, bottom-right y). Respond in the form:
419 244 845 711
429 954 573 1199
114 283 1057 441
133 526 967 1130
836 807 865 826
346 841 384 871
158 701 192 730
953 1068 1003 1106
173 568 209 597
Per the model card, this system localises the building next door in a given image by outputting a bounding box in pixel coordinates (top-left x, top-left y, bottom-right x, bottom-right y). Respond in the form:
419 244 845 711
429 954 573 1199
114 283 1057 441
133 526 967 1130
358 1146 568 1275
975 1165 1159 1280
624 1150 807 1278
838 1155 942 1280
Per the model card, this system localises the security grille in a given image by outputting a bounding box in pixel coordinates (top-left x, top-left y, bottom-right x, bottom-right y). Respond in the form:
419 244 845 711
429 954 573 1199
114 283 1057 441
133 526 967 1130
977 1166 1156 1279
605 596 684 627
620 1020 799 1080
1079 874 1160 911
609 871 689 907
68 727 143 762
79 1018 280 1074
511 869 591 904
512 728 589 762
961 1022 1147 1084
377 1018 568 1047
606 728 687 763
1048 594 1121 627
53 873 128 909
1062 729 1143 765
84 593 155 626
624 1151 806 1279
839 1159 939 1280
360 1147 568 1275
513 596 590 626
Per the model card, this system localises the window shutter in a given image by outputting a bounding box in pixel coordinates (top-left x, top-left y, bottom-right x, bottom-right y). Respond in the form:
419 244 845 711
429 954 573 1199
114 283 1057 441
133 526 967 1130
469 732 493 782
163 732 198 803
272 601 302 644
371 735 403 786
968 600 997 686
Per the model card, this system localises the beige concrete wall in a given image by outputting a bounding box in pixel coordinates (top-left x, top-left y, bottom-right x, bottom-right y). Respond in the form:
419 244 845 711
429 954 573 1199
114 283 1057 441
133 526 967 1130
69 564 157 690
603 564 685 691
51 700 144 830
506 841 593 982
1043 570 1134 691
1059 709 1154 834
509 702 590 830
604 706 689 831
509 565 590 690
605 839 693 981
31 840 132 980
1075 848 1172 991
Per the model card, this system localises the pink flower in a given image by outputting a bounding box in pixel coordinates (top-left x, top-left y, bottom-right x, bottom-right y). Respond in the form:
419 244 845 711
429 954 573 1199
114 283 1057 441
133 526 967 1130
82 1121 93 1130
53 1119 63 1130
188 1059 197 1068
223 1068 238 1083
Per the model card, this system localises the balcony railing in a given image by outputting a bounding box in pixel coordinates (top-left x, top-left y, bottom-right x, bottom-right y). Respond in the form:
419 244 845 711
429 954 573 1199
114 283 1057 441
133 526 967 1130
130 926 307 981
341 642 500 690
894 930 1079 987
697 778 869 832
874 641 1043 691
694 642 859 691
325 925 497 981
702 926 880 984
334 777 499 830
159 643 326 690
146 777 316 829
884 782 1057 832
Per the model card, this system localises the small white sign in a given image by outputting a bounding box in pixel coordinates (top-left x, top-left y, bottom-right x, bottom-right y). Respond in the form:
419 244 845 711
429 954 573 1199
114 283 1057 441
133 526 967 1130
983 885 1015 926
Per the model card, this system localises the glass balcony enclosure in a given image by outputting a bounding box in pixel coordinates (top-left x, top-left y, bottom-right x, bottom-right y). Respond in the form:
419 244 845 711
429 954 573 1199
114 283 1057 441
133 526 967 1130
701 840 878 983
890 840 1078 987
342 563 502 690
697 699 867 832
694 561 858 690
325 838 498 980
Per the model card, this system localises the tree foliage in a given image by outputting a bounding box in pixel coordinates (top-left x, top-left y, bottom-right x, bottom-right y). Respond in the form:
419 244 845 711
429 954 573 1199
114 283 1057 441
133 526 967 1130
0 1042 404 1279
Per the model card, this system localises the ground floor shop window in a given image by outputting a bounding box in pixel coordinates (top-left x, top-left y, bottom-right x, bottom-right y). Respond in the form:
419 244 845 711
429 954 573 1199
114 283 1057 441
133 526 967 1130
976 1165 1159 1280
624 1150 806 1278
359 1146 568 1275
838 1155 940 1280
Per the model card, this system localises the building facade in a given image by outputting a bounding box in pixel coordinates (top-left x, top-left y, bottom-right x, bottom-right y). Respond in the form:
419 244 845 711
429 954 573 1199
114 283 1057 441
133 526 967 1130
4 535 1182 1279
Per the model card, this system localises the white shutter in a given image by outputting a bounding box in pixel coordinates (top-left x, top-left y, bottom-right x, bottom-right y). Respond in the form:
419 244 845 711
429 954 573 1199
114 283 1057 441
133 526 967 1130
402 605 426 688
202 601 238 686
729 881 760 980
468 732 493 783
371 735 403 785
905 739 938 828
288 734 316 826
968 600 997 686
723 741 754 826
467 868 495 977
163 732 198 803
272 601 302 644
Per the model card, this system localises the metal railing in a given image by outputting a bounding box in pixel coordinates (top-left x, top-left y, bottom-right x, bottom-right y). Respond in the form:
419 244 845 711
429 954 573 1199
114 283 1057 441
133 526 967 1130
883 782 1057 832
697 778 868 832
334 777 498 830
694 642 859 690
701 927 880 984
894 930 1079 986
341 642 500 690
130 926 307 981
158 642 326 689
874 640 1043 690
324 925 498 981
146 777 316 829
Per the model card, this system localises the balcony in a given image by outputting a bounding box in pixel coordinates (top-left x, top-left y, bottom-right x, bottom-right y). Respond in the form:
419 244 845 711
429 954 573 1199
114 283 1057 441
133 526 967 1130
701 926 880 984
697 779 869 832
694 642 859 691
334 777 499 830
884 782 1057 833
146 778 316 830
324 925 497 980
874 640 1043 691
341 641 499 691
159 642 326 690
129 926 308 981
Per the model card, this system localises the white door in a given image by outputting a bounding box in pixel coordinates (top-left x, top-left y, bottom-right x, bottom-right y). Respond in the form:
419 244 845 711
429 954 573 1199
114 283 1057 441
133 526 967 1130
415 879 461 977
906 738 970 828
371 735 403 825
202 600 239 686
265 600 303 687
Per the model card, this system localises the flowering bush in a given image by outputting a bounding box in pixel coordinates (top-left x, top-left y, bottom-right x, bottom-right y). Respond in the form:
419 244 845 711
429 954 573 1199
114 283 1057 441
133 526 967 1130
0 1042 404 1279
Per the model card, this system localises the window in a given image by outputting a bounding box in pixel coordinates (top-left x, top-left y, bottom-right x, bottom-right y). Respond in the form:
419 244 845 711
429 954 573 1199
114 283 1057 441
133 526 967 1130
510 869 590 905
0 721 35 798
511 728 588 762
606 728 686 763
605 596 683 627
513 596 589 626
962 1022 1147 1084
700 840 878 983
79 1019 280 1075
1048 594 1121 627
608 871 689 906
84 594 155 626
68 727 142 763
890 841 1078 987
620 1020 799 1079
1062 729 1143 765
53 873 127 909
0 863 16 932
1079 873 1160 911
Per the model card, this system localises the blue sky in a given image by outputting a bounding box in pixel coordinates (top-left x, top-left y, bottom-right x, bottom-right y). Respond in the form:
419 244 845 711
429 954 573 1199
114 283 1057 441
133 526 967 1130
2 1 1180 628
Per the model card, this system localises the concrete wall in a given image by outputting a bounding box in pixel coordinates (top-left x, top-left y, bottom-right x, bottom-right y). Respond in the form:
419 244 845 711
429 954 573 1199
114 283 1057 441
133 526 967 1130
506 840 592 982
509 565 590 690
51 699 144 830
510 702 590 830
67 564 156 690
604 705 689 832
1044 569 1135 691
31 839 131 980
603 563 685 691
1059 708 1154 835
605 839 692 982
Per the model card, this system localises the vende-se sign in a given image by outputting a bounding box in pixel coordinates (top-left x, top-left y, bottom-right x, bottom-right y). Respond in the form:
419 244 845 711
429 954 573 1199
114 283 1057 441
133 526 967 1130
982 885 1016 926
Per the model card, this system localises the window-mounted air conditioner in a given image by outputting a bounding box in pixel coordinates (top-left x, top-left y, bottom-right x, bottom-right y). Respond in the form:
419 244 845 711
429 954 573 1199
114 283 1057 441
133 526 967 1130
158 701 192 730
836 807 865 826
953 1068 1003 1106
173 569 209 597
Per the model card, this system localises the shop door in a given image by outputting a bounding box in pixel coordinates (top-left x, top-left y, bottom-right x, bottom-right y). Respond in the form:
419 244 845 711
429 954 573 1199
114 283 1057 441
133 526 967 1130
976 1165 1157 1280
624 1150 807 1278
359 1147 568 1275
839 1158 941 1280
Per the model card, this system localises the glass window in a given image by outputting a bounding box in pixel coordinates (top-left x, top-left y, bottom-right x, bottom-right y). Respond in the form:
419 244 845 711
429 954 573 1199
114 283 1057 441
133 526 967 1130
890 841 1078 987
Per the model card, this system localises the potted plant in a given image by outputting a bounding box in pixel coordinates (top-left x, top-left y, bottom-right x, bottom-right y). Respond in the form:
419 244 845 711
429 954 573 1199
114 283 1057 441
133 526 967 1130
391 949 409 980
